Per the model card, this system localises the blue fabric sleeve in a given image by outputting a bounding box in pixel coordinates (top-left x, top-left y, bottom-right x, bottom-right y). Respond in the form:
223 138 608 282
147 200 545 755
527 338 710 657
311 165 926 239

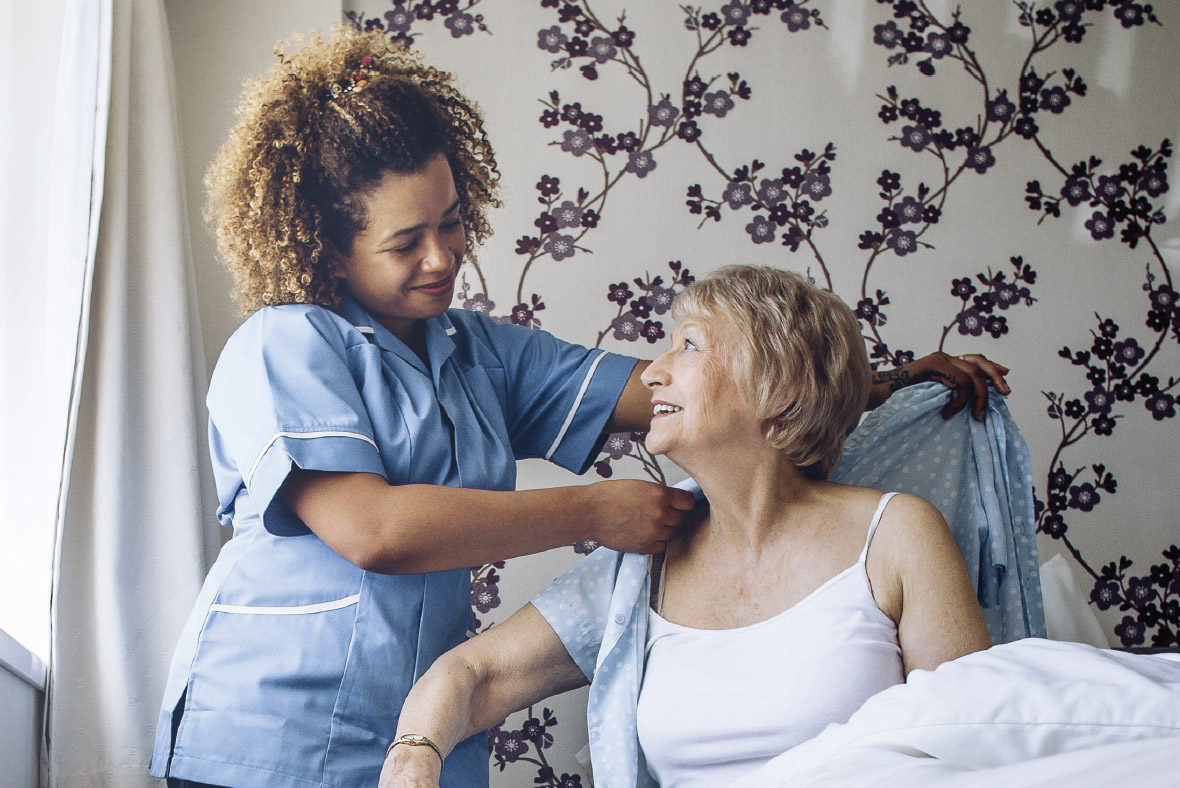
207 306 386 535
530 547 629 681
831 382 1045 643
465 314 637 473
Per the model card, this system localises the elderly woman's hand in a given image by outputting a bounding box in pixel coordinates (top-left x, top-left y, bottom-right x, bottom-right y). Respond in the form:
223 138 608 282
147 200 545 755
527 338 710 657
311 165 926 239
868 352 1011 420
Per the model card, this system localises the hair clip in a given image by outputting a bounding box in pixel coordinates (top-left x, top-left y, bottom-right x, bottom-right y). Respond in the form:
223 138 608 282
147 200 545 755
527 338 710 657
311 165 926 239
330 55 375 98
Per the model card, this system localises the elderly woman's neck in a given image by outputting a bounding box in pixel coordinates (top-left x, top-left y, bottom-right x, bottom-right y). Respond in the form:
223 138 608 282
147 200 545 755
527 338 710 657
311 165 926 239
675 445 821 548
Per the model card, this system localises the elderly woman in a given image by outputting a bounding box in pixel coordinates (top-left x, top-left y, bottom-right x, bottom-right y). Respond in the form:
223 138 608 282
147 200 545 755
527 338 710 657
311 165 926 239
380 265 993 788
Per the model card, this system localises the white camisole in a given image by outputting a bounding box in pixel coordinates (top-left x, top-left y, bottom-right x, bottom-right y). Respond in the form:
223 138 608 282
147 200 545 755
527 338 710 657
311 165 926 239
635 492 905 787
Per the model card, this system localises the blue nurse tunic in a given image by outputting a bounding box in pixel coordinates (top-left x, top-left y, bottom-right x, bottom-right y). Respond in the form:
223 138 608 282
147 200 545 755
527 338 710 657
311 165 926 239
149 295 636 788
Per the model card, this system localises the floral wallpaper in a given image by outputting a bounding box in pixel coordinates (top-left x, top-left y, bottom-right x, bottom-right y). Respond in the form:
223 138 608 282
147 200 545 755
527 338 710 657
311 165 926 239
341 2 1177 784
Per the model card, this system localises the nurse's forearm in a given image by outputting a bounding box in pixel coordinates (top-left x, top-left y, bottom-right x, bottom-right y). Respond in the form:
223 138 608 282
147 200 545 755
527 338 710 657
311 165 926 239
868 352 1012 417
280 469 691 574
613 357 978 429
605 361 654 434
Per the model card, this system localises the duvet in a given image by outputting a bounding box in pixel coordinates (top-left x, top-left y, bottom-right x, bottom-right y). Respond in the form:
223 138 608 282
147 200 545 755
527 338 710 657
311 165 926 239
728 639 1180 787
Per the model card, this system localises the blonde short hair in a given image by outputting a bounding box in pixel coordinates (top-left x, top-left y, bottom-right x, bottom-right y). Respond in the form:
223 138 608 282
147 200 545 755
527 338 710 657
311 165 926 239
673 265 870 479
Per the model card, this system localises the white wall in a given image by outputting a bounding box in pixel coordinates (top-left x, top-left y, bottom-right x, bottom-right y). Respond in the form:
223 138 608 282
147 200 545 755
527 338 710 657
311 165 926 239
165 0 343 378
0 628 47 788
0 670 42 788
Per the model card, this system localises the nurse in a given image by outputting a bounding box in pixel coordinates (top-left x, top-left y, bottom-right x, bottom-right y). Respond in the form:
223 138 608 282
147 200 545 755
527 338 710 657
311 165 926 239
149 26 1008 788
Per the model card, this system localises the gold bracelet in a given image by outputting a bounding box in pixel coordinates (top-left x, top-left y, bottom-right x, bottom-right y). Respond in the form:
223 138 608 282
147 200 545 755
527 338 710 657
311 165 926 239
386 733 444 765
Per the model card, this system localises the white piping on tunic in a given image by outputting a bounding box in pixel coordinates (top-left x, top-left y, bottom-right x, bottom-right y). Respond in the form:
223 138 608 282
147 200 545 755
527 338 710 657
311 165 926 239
209 594 361 615
545 350 607 461
246 430 379 486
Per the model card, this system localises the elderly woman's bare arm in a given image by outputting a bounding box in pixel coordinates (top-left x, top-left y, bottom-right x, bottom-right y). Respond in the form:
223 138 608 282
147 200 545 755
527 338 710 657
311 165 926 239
868 494 993 676
379 603 588 787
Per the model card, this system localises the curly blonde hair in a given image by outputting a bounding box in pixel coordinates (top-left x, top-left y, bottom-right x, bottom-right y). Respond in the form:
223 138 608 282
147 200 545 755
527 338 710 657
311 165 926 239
205 26 500 313
673 265 871 479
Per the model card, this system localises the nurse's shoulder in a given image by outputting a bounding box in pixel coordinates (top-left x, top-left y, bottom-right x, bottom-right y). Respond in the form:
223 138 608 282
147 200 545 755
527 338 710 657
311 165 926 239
225 303 365 356
214 303 367 373
443 305 578 364
208 304 372 412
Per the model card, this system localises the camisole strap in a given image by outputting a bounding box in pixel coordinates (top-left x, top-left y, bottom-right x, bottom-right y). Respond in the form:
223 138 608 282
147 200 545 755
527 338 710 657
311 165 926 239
857 492 899 565
650 548 668 613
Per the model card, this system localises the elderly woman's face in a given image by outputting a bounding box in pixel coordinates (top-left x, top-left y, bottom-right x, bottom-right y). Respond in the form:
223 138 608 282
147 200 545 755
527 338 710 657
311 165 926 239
640 315 756 459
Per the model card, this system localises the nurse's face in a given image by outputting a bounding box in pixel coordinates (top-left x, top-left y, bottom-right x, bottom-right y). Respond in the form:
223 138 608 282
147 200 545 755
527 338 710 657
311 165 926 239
336 153 466 343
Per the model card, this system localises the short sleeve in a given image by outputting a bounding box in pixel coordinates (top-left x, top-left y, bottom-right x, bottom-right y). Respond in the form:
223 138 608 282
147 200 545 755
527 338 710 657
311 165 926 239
460 314 637 473
530 547 626 681
207 306 386 535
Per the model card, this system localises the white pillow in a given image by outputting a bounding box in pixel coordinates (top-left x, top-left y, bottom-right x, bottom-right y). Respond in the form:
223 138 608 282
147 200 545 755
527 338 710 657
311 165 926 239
1040 554 1110 648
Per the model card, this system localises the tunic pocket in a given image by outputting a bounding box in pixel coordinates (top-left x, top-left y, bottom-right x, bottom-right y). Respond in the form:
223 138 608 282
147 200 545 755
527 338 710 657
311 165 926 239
174 594 362 776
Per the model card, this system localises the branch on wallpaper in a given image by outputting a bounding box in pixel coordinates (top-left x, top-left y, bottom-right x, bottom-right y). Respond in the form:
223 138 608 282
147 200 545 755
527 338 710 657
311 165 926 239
860 0 1176 648
346 0 492 49
489 706 587 788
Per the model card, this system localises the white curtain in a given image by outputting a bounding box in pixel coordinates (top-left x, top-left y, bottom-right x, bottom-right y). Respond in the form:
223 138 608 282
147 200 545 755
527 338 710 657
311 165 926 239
44 0 216 784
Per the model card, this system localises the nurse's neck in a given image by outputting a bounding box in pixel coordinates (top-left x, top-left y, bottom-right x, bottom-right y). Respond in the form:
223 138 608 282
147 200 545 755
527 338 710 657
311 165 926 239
396 320 430 365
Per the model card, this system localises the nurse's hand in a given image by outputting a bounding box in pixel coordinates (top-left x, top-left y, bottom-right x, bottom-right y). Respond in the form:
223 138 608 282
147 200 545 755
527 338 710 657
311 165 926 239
867 351 1011 420
585 480 696 554
378 744 441 788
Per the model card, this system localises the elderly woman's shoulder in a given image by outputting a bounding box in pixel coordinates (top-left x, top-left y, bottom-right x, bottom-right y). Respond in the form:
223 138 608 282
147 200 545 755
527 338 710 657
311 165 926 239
826 484 948 537
822 481 887 510
873 491 956 552
853 490 960 603
881 490 944 518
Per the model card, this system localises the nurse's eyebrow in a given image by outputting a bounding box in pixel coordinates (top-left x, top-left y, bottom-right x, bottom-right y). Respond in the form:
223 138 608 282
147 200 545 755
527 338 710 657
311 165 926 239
376 199 461 246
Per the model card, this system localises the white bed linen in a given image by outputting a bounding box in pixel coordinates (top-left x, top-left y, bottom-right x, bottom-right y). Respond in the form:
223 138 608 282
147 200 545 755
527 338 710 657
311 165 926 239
728 639 1180 788
736 737 1180 788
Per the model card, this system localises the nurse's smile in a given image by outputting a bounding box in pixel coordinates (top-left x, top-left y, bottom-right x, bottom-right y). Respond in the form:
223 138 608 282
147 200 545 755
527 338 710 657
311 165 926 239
410 275 456 298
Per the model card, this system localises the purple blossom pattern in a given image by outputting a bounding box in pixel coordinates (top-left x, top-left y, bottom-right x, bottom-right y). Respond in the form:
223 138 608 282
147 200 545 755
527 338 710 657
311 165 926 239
649 97 679 127
543 233 576 260
347 1 491 47
625 150 657 178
